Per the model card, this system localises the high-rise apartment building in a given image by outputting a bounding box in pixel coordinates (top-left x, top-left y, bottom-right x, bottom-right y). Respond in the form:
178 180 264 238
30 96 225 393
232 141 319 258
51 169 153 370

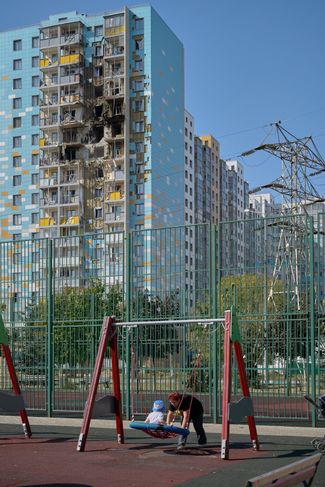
0 6 184 242
194 135 220 226
225 159 248 271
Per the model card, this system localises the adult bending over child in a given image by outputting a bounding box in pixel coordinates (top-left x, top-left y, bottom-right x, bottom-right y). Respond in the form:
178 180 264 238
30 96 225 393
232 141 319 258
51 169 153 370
167 392 207 448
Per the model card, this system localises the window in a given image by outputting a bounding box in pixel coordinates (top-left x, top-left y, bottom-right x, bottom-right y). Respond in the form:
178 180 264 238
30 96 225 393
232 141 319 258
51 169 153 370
32 36 39 48
95 187 103 198
134 99 144 111
13 39 22 51
13 136 21 148
134 59 143 71
31 213 39 224
32 95 39 106
135 37 144 50
135 121 144 132
32 56 39 68
13 78 22 89
31 173 38 184
134 79 144 91
134 18 144 30
13 175 21 186
136 183 144 195
32 134 39 145
135 141 144 153
94 207 103 219
32 114 39 126
32 154 39 165
13 117 21 128
135 203 144 215
12 233 21 241
13 97 22 109
94 25 103 36
13 194 21 206
13 155 21 167
31 193 39 204
13 214 22 225
13 59 22 70
32 251 38 263
13 252 21 264
32 76 39 87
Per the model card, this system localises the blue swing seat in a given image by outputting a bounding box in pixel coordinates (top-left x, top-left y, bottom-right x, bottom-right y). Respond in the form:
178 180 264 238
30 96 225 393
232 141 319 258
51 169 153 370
129 421 190 439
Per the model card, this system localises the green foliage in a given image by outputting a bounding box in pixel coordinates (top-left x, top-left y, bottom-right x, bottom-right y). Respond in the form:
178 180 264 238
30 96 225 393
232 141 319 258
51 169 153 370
21 280 124 368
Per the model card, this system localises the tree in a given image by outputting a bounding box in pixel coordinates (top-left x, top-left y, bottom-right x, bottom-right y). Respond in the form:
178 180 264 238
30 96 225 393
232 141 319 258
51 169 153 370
20 280 124 369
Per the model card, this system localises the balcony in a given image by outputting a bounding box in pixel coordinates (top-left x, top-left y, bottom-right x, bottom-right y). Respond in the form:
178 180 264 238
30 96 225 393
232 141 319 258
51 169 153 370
60 74 82 85
40 177 58 187
60 54 83 65
60 195 79 205
40 138 59 148
40 58 59 69
105 213 124 223
40 79 58 88
60 176 78 185
104 26 124 37
40 198 58 207
104 46 124 57
40 34 83 49
40 118 59 128
62 134 83 145
40 217 56 226
60 93 83 105
40 158 59 167
60 216 80 225
105 68 125 78
107 170 124 181
106 191 124 202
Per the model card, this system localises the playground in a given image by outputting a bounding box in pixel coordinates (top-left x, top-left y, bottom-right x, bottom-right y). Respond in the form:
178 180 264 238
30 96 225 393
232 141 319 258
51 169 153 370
0 418 325 487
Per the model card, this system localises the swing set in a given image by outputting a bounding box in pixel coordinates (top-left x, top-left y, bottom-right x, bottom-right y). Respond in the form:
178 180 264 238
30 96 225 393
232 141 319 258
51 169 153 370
0 313 32 438
77 309 259 459
129 343 203 440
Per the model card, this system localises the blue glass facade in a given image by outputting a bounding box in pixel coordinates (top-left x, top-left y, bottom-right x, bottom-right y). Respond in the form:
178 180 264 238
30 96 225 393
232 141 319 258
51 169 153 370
0 25 40 239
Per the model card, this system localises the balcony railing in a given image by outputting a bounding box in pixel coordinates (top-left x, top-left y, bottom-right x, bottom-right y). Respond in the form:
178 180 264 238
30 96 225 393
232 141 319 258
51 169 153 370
40 34 83 49
60 195 79 205
40 158 60 167
60 93 83 104
60 74 82 85
105 213 124 223
108 170 124 181
104 46 124 57
60 54 83 65
60 177 78 184
40 177 58 187
40 198 58 206
40 217 56 226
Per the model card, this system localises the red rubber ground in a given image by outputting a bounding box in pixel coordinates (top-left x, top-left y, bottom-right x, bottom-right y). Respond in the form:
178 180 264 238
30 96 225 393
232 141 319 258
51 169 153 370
0 436 265 487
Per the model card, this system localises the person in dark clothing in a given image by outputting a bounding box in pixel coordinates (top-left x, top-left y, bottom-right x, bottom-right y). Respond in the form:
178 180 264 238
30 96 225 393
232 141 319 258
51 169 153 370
167 391 207 448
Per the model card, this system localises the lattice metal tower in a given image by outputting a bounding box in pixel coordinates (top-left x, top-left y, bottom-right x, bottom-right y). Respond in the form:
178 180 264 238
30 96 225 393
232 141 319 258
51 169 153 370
242 122 325 310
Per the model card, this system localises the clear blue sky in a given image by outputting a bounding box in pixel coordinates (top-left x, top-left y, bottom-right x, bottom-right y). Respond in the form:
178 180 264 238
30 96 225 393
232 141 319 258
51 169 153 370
1 0 325 195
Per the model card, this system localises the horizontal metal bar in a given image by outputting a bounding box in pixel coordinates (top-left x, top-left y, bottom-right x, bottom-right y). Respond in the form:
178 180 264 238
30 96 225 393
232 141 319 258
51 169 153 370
116 318 224 327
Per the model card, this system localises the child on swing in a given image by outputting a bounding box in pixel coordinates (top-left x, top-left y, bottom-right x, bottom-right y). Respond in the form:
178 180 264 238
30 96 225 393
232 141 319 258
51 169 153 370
145 400 166 424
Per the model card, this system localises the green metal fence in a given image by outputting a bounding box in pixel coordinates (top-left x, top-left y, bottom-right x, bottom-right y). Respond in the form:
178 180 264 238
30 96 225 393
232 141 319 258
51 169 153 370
0 216 324 424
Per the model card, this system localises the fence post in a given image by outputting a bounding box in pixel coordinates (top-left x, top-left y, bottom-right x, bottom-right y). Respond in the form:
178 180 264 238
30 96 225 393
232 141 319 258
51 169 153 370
46 238 53 417
309 216 316 427
211 224 218 422
125 230 132 419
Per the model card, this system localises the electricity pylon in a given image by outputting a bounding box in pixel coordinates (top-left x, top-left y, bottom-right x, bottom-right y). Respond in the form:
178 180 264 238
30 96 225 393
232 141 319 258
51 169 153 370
242 122 325 310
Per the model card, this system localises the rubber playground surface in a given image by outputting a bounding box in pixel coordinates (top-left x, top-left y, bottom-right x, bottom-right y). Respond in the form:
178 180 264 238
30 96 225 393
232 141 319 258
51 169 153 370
0 418 325 487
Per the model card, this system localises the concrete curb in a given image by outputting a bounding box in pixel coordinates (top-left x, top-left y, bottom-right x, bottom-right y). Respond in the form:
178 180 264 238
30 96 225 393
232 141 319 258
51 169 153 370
0 415 324 437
